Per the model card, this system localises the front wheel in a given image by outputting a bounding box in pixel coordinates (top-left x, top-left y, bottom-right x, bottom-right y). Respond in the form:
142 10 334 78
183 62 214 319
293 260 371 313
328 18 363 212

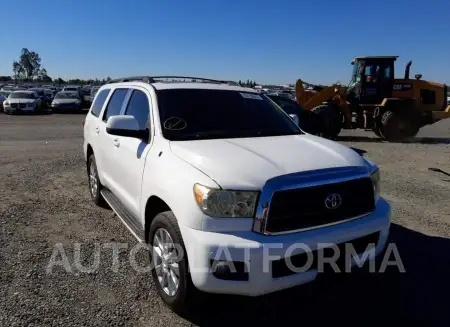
149 211 199 314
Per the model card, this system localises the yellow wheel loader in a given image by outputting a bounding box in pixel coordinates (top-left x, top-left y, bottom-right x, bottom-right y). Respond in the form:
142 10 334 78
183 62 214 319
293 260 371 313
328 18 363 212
295 56 450 141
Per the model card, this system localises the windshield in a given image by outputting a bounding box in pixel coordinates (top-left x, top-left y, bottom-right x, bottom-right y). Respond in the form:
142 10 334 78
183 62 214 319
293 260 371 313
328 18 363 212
157 89 302 141
30 89 44 96
9 92 35 99
55 92 79 99
64 87 77 92
349 62 361 86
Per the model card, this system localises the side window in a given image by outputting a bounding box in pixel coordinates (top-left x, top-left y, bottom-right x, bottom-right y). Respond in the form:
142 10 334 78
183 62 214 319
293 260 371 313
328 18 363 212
90 89 110 117
383 66 391 79
102 88 129 122
124 90 150 130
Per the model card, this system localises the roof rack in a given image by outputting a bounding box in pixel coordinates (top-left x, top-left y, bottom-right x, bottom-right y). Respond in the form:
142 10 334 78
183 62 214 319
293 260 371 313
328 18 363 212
107 76 242 86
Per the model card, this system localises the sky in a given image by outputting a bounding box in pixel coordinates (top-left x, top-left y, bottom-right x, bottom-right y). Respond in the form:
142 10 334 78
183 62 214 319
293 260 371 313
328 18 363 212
0 0 449 85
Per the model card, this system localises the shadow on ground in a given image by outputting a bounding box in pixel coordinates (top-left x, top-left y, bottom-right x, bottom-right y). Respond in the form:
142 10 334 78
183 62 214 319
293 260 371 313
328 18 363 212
337 135 450 144
183 224 450 327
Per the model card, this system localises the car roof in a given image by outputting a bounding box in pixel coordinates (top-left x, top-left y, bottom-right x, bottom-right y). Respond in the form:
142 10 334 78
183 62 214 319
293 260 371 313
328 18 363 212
11 90 35 93
104 81 257 93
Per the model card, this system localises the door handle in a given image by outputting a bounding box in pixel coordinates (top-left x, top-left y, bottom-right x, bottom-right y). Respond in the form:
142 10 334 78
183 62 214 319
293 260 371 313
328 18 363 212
95 126 99 134
112 138 120 147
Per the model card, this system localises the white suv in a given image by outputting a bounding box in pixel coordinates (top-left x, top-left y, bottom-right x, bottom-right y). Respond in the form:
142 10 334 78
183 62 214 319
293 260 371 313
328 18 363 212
83 76 391 313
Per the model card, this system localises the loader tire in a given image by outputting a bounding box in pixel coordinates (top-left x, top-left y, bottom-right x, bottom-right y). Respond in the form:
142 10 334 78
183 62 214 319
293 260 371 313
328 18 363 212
380 110 419 142
311 104 342 140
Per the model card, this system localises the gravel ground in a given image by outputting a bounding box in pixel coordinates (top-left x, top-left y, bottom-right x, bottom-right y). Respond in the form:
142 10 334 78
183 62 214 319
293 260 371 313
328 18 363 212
0 112 449 327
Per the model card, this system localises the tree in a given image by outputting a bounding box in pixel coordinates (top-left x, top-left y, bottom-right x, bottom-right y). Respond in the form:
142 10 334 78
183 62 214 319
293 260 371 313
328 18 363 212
12 61 25 80
12 48 44 81
36 68 52 82
19 48 42 79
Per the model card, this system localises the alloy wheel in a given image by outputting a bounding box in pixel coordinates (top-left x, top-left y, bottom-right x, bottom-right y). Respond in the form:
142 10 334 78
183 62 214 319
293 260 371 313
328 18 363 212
152 228 180 296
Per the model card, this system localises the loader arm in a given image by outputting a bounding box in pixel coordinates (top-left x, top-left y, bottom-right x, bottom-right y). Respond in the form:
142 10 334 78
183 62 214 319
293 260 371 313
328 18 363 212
295 79 352 127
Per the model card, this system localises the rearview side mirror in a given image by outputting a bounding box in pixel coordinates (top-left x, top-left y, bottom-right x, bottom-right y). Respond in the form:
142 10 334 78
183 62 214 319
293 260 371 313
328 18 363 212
106 116 149 140
289 114 299 126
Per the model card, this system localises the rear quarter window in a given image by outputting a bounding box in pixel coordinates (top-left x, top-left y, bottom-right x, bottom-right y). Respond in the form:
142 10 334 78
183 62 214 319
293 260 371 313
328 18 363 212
90 89 110 117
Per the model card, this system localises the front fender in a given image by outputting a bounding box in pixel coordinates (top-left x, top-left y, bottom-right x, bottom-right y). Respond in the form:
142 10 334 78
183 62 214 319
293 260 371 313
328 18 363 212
140 141 219 231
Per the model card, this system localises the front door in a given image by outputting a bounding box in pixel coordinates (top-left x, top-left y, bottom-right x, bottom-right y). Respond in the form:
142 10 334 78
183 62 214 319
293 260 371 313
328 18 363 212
360 60 394 104
111 87 152 218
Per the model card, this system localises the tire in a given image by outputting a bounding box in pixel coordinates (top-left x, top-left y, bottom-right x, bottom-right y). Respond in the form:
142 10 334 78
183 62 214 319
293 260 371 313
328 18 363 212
87 154 107 207
373 127 382 137
380 110 419 142
311 104 342 140
149 211 199 314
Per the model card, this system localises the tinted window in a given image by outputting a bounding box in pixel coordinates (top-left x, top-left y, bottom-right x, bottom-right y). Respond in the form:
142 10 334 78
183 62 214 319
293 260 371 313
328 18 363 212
103 89 129 121
125 90 150 130
91 89 110 117
157 89 301 141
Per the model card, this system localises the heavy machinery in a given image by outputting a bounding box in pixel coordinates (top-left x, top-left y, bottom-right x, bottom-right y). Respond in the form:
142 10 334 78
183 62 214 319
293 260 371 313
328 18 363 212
295 56 450 141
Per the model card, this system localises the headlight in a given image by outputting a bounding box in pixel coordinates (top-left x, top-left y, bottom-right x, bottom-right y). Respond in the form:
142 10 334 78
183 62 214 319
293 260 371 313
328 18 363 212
371 169 380 203
52 102 59 105
4 101 9 106
364 158 380 204
193 184 258 218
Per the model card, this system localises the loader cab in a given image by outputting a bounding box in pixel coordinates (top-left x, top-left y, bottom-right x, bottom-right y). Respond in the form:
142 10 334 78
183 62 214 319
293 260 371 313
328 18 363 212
348 56 397 104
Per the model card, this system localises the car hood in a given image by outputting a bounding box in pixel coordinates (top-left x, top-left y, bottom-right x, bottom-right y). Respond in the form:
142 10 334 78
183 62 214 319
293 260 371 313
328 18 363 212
53 99 79 104
7 99 35 104
169 134 367 189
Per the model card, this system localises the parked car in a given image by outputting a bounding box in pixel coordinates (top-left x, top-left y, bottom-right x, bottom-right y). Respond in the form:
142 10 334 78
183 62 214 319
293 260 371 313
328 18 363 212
43 88 56 102
28 88 49 107
89 86 100 103
51 91 83 111
1 85 17 92
0 92 6 112
265 94 326 136
83 76 390 314
62 85 83 99
82 87 92 103
3 90 42 114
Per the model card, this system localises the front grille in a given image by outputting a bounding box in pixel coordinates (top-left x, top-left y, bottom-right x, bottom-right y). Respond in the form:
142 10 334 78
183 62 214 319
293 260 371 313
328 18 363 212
55 103 77 108
10 103 27 109
271 232 380 278
265 177 375 234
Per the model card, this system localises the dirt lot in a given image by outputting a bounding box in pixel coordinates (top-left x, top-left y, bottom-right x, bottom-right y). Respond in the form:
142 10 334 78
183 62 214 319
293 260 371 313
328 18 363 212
0 112 449 327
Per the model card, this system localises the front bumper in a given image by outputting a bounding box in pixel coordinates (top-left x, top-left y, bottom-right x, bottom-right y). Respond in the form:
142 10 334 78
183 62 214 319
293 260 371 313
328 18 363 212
51 103 81 110
181 197 391 296
4 106 36 113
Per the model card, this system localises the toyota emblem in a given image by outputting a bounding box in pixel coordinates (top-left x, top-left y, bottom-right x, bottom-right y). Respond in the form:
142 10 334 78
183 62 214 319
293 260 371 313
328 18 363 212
325 194 342 209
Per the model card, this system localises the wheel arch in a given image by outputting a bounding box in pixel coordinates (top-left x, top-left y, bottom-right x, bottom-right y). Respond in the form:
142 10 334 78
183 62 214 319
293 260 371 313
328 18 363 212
144 195 172 243
86 144 94 172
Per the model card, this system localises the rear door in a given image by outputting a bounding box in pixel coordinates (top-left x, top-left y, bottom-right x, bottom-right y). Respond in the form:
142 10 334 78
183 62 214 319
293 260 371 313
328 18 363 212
84 87 111 165
97 88 131 192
